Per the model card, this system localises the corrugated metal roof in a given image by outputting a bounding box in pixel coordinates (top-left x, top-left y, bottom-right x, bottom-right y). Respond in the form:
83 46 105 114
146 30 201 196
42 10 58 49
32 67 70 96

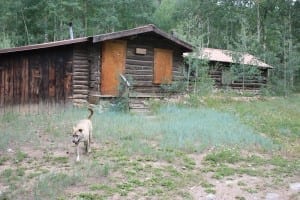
185 48 273 68
0 24 193 55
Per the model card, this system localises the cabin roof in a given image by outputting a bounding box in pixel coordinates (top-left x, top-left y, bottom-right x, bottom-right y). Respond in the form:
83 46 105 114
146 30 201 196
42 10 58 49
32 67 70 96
0 37 90 54
92 24 193 51
185 48 273 69
0 24 193 55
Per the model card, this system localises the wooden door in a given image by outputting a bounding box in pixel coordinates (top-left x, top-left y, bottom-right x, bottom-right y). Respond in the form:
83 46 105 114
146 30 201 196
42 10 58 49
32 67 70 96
101 40 127 95
153 48 173 84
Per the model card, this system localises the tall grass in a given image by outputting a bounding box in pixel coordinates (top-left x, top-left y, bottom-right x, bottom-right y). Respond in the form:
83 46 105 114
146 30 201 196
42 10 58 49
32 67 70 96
157 106 275 151
33 172 77 200
0 106 89 150
1 104 276 153
92 106 275 153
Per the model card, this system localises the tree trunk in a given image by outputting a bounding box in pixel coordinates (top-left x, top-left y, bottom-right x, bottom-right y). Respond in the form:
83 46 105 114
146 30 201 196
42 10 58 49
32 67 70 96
21 8 30 45
256 1 261 42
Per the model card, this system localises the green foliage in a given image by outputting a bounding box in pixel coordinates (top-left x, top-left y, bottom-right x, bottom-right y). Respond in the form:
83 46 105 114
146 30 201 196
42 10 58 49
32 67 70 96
205 149 241 164
14 150 28 163
160 81 186 95
78 193 104 200
0 33 14 48
185 55 214 96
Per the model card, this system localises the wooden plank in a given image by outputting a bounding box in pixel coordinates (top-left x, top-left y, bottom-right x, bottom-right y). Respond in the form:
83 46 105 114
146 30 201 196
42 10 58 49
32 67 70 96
21 58 29 105
101 40 127 95
126 64 152 71
7 63 13 105
49 62 56 97
73 76 89 80
73 60 89 65
126 59 153 66
64 73 72 99
73 68 89 72
130 75 153 81
126 69 152 75
73 72 89 76
30 68 41 104
73 89 89 95
73 80 89 85
153 48 173 84
73 85 89 89
56 59 63 101
126 55 153 61
0 67 4 107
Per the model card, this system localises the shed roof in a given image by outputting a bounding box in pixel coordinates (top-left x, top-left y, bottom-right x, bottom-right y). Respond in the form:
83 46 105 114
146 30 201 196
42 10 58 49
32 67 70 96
0 24 193 55
185 48 273 68
0 37 89 54
92 24 193 51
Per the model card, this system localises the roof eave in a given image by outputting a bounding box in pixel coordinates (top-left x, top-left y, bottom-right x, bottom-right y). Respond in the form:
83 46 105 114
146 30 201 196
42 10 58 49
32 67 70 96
0 37 90 54
92 24 193 52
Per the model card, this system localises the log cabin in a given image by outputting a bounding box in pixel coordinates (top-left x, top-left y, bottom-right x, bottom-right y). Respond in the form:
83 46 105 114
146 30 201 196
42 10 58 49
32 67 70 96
0 24 193 111
185 48 273 91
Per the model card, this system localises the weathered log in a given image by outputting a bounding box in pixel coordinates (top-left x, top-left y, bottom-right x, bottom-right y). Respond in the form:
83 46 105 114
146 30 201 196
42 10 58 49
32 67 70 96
73 60 89 65
73 68 89 73
126 59 153 66
126 69 152 75
73 80 89 85
126 64 152 70
73 85 89 89
73 72 89 76
73 75 88 81
73 89 89 95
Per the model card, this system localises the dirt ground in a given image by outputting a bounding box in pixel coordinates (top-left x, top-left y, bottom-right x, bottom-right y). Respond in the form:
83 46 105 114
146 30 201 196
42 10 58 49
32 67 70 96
1 138 299 200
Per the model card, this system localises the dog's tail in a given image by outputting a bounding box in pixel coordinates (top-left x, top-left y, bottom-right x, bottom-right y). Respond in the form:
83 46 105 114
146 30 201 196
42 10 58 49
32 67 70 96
87 108 94 119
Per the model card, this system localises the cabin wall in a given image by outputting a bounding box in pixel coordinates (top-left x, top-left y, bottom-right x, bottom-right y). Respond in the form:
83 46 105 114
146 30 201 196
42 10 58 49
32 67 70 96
0 46 73 111
125 35 185 94
208 62 268 90
72 44 90 104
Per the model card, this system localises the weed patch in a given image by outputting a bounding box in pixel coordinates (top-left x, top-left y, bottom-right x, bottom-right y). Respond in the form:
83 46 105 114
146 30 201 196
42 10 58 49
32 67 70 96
33 173 77 200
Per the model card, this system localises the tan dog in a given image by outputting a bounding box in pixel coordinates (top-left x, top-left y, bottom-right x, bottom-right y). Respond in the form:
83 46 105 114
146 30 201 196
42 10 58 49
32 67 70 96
72 108 93 162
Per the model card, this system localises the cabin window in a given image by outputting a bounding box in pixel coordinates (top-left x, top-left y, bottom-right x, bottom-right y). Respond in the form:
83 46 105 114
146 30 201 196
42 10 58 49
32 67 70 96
153 48 173 84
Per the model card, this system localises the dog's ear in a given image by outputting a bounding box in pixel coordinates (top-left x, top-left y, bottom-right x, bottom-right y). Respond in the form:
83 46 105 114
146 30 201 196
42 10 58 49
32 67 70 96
73 126 76 132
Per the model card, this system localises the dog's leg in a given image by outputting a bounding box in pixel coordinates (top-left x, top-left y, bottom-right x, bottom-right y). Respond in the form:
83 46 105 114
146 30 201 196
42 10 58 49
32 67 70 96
76 144 80 162
84 141 88 153
88 130 92 153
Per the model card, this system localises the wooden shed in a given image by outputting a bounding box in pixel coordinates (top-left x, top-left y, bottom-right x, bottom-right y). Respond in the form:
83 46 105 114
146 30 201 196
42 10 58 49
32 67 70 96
185 48 273 91
0 24 193 111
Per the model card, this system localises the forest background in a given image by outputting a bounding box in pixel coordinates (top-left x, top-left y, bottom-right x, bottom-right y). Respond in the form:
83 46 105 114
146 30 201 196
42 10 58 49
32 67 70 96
0 0 299 95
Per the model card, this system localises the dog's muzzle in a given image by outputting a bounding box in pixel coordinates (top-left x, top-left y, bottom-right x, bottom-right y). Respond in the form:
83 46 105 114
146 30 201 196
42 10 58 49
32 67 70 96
72 135 81 145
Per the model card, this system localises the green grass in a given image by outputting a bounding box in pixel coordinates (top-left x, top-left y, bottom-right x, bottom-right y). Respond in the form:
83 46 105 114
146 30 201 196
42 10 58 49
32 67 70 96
94 106 276 154
0 94 299 199
203 94 300 139
33 173 78 200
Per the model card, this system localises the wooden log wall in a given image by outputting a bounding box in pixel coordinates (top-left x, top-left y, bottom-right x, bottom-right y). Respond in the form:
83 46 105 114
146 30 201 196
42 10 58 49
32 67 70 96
0 47 73 112
72 44 90 104
208 63 268 90
125 34 186 95
89 43 101 93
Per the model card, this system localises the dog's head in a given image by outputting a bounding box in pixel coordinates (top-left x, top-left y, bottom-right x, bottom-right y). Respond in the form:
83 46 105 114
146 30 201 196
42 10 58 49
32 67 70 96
72 127 83 145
